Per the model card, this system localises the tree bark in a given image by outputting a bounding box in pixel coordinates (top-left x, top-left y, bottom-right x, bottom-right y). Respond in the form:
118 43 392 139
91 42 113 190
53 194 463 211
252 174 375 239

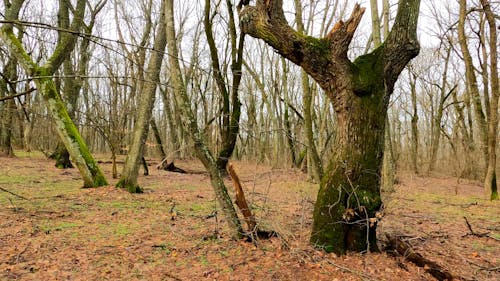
116 0 167 193
240 0 420 254
480 0 499 200
0 56 17 157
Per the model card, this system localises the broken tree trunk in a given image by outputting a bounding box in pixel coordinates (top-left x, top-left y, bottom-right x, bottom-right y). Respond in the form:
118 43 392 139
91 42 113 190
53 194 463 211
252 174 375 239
227 163 257 232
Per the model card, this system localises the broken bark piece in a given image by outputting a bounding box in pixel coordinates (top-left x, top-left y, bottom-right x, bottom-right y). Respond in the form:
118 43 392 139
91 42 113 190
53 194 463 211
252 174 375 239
227 163 257 232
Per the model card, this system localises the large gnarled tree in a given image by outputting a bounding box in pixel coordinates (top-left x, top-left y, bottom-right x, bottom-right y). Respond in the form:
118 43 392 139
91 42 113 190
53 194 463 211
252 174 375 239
240 0 420 254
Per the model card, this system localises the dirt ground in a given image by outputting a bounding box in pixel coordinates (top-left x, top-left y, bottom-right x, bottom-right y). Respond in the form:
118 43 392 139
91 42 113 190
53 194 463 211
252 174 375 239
0 152 498 280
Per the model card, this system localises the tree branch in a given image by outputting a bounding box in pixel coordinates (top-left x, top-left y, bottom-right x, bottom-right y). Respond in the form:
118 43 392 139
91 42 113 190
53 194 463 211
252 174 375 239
240 1 331 87
382 0 421 89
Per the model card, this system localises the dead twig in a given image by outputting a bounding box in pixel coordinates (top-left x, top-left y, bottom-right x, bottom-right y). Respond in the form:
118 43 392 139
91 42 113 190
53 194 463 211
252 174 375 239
467 261 500 272
463 216 489 237
0 186 30 200
324 259 375 281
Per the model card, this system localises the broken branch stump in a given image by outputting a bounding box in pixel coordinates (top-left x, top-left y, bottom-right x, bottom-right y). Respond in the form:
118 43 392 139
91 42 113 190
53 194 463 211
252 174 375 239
227 163 257 232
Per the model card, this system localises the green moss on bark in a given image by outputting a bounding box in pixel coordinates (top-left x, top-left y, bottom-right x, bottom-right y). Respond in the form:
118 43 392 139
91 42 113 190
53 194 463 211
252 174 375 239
116 179 143 194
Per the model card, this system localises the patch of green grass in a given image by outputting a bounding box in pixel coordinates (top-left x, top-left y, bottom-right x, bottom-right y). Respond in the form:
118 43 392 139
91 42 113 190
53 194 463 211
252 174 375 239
39 221 82 233
0 174 37 184
402 191 497 223
175 261 186 267
198 255 209 266
97 200 167 211
152 243 173 255
96 222 139 238
177 202 214 216
13 150 46 159
490 232 500 240
171 184 200 191
111 223 132 236
471 241 497 252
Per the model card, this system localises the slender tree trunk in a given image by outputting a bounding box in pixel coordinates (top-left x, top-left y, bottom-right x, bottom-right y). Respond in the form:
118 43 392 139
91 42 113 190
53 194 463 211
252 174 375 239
480 0 499 200
409 70 419 173
428 47 452 173
294 0 323 181
150 118 167 159
458 0 488 167
160 87 181 157
116 0 167 193
166 0 243 238
281 58 298 166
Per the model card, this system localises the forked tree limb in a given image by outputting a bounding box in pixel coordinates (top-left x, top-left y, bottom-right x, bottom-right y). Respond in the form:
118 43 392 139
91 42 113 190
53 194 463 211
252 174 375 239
227 163 257 232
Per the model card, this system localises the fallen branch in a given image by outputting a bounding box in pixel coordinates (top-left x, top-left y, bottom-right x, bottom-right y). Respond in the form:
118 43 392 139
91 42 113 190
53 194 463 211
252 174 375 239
0 187 30 200
468 261 500 272
386 234 454 281
463 216 489 237
157 158 186 173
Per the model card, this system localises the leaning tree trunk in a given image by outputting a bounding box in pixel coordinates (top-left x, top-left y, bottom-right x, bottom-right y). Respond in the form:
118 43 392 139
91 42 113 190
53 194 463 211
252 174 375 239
240 0 420 255
116 0 167 193
0 0 107 188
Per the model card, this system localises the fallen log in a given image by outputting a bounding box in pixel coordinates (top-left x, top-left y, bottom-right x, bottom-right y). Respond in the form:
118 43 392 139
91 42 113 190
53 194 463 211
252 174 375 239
386 234 454 281
157 158 186 173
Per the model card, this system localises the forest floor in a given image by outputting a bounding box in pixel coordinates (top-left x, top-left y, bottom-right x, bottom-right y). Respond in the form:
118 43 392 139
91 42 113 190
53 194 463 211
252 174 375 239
0 152 498 281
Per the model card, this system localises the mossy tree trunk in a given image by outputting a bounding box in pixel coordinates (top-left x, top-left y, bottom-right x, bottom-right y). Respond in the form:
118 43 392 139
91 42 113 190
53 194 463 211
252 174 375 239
116 0 167 193
0 0 107 188
52 0 106 169
240 0 420 254
166 0 243 239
